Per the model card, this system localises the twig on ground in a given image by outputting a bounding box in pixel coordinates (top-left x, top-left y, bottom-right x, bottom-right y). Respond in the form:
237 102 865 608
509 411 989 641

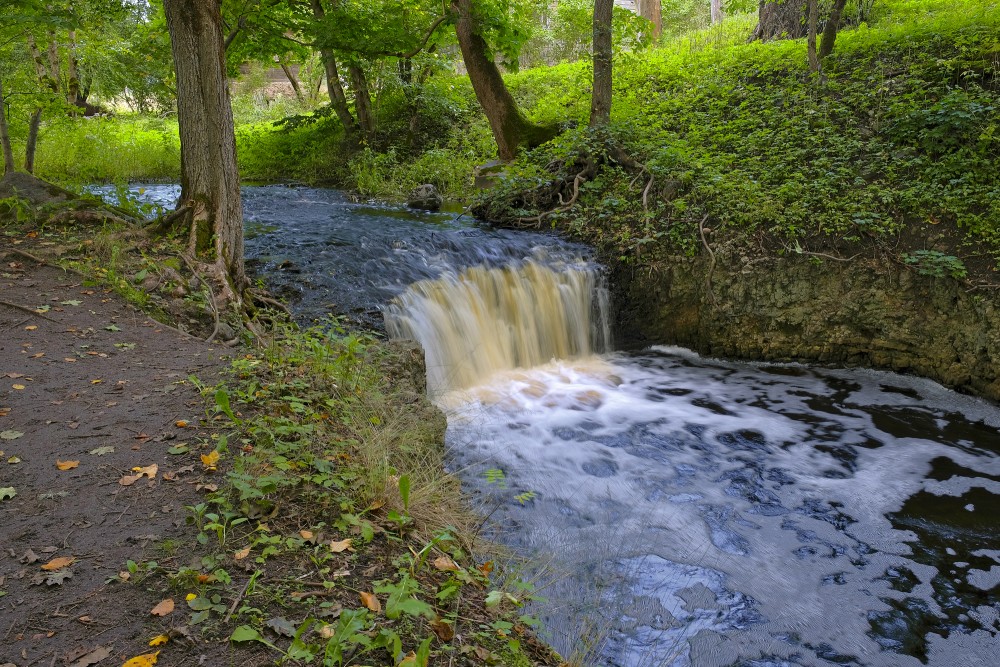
222 577 253 624
3 247 48 265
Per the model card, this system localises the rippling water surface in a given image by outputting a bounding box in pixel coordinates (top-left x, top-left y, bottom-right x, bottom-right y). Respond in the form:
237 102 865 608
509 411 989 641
104 185 1000 666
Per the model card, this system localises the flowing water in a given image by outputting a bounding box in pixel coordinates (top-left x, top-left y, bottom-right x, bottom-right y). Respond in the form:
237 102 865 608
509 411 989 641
107 185 1000 666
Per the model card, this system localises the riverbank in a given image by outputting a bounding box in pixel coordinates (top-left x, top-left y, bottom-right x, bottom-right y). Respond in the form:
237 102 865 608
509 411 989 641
0 210 564 667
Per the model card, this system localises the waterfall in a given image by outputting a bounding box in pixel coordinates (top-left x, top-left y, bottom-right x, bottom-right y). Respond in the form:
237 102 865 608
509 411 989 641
384 260 611 395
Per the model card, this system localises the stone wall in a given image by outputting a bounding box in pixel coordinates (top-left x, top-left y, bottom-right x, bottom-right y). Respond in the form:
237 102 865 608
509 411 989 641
612 250 1000 402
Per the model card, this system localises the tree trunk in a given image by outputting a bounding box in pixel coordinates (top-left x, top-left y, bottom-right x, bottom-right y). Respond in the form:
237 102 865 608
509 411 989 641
710 0 725 24
46 31 62 96
819 0 848 60
749 0 807 42
590 0 613 128
452 0 557 161
348 64 375 138
807 0 820 72
309 0 360 136
67 29 81 107
163 0 247 296
637 0 662 39
24 109 42 174
0 77 16 175
279 60 304 102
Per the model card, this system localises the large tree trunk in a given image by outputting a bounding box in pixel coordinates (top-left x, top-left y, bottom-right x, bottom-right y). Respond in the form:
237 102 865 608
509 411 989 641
0 77 15 175
819 0 848 59
163 0 247 297
348 64 375 138
452 0 557 161
637 0 662 39
309 0 360 136
749 0 807 42
590 0 613 128
710 0 724 24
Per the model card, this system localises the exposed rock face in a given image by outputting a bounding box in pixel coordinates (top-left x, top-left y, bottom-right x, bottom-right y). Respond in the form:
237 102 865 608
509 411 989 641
613 251 1000 401
406 184 443 211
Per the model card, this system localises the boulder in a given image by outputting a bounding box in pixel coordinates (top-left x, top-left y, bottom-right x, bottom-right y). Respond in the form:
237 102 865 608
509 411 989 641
407 184 443 211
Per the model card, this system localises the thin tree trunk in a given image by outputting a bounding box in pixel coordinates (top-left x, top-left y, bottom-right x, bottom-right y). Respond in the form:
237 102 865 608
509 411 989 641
309 0 359 136
590 0 613 128
819 0 849 60
710 0 724 24
807 0 820 72
637 0 662 39
452 0 557 161
749 0 807 42
67 29 81 107
24 109 42 174
348 64 375 138
278 60 304 102
46 31 62 96
0 78 16 175
163 0 247 295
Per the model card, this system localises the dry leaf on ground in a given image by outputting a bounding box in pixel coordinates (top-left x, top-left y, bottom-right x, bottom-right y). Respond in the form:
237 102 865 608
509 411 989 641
150 598 174 616
67 645 111 667
122 651 160 667
359 591 381 612
329 538 353 553
56 459 80 470
148 634 169 647
200 450 219 469
433 555 460 572
234 546 250 560
41 556 75 571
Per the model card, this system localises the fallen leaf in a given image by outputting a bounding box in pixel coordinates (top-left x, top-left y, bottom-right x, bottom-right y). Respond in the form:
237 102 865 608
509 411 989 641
359 591 381 612
433 555 460 572
77 615 92 623
329 538 353 553
150 598 174 616
119 474 140 486
67 645 110 667
64 358 76 363
195 574 215 584
234 546 250 560
0 431 24 440
61 299 82 306
148 634 169 647
166 445 189 455
131 464 158 479
56 459 80 470
196 483 218 492
429 617 455 641
318 624 335 639
478 560 494 575
265 616 296 637
161 471 177 481
0 487 15 501
90 379 103 385
20 548 38 563
121 651 160 667
118 571 130 581
88 446 115 456
24 325 37 331
299 530 314 540
175 420 188 428
200 450 219 469
398 652 418 667
41 556 75 571
29 353 44 358
8 456 21 464
38 570 73 586
12 384 25 390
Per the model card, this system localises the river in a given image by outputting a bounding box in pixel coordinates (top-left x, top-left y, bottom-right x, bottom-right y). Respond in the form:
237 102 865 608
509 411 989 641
107 185 1000 667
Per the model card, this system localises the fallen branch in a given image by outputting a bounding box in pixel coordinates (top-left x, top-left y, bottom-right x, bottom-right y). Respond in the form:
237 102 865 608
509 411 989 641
0 300 60 322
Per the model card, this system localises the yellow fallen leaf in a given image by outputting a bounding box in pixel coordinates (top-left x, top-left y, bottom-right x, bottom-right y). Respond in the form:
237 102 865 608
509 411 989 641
200 450 219 469
329 538 353 553
359 591 381 612
148 634 169 647
24 325 37 331
432 555 460 572
175 420 188 428
234 546 250 560
12 384 25 390
91 379 103 385
122 650 160 667
41 556 75 571
131 464 158 479
196 574 216 584
185 593 197 601
300 530 314 540
56 459 80 471
150 598 174 616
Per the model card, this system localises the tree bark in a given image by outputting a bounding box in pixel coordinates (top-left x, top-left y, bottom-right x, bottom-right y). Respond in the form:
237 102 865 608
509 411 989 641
749 0 807 42
710 0 725 24
46 31 62 95
452 0 557 161
637 0 662 39
348 64 375 138
807 0 820 72
0 77 16 175
162 0 247 296
590 0 613 128
279 60 304 102
819 0 848 60
24 109 42 174
67 29 81 107
309 0 360 136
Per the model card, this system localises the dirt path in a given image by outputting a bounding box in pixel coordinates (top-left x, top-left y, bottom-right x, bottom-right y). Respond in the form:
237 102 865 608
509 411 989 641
0 252 233 666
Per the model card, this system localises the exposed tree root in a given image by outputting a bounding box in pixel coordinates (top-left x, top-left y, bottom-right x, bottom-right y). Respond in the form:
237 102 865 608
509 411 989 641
249 290 293 318
178 252 221 343
699 213 718 305
0 300 60 322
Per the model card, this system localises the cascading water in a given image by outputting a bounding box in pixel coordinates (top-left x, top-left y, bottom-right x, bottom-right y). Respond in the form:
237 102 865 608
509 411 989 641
384 259 611 395
104 185 1000 667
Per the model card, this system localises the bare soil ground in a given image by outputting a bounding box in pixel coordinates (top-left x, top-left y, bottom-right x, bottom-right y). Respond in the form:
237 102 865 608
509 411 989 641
0 249 245 666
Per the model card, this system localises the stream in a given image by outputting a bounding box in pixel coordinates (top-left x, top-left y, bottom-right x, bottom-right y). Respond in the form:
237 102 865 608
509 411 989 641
107 185 1000 667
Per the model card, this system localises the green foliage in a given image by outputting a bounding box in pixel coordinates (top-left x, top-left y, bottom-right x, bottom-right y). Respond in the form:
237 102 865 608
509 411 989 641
902 250 968 279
